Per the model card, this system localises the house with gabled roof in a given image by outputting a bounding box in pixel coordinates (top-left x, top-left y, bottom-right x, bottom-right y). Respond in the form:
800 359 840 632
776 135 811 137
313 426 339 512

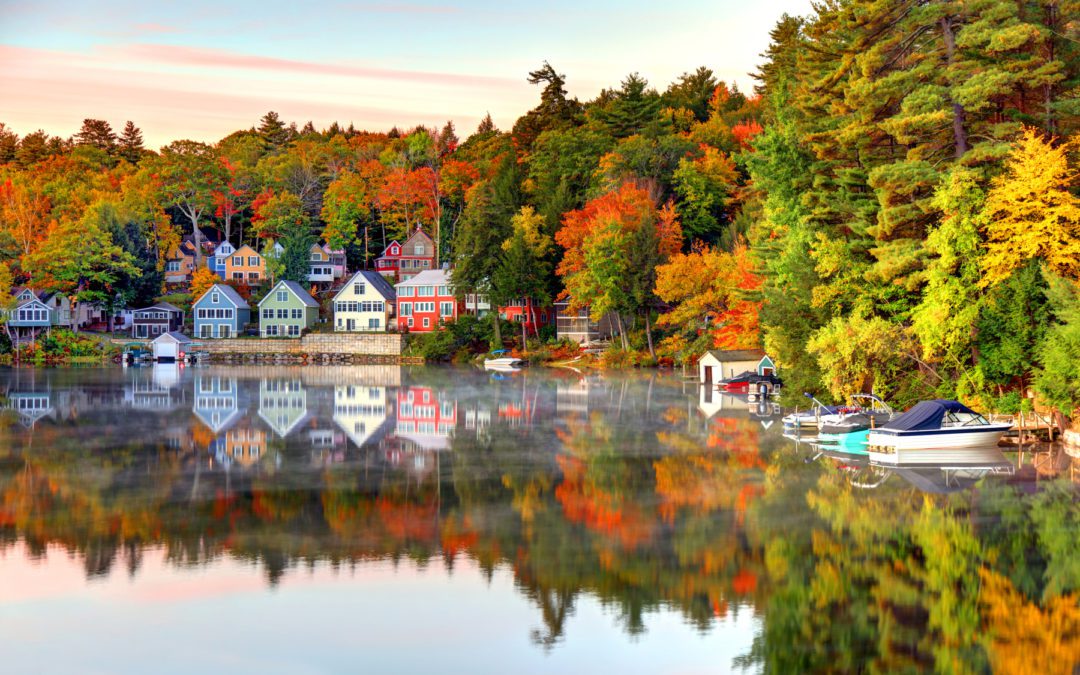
257 280 319 337
308 243 347 284
8 294 53 338
164 239 197 284
193 284 250 338
333 270 396 332
258 378 309 437
131 302 184 339
375 227 435 281
224 244 267 285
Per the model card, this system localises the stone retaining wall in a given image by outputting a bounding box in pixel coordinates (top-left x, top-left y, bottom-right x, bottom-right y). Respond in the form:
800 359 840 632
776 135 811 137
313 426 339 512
114 332 411 364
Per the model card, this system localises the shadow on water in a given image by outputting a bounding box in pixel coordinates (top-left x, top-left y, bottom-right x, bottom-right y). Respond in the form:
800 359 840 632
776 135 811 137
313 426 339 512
0 365 1078 671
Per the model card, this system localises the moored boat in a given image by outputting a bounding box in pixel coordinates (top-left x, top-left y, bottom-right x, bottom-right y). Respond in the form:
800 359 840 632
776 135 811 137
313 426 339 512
867 399 1011 464
818 394 895 434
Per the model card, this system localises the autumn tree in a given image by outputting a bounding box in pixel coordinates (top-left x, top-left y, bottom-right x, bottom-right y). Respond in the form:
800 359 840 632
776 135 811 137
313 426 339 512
492 206 553 340
557 183 682 353
981 129 1080 287
190 266 219 301
153 140 228 262
654 244 761 351
117 121 144 164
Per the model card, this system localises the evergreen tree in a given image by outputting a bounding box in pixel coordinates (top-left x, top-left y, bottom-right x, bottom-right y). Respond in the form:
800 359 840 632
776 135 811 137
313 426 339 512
662 67 718 123
117 121 144 164
258 111 290 151
0 123 17 164
512 62 584 155
590 73 665 138
74 118 117 155
476 113 496 135
438 120 458 156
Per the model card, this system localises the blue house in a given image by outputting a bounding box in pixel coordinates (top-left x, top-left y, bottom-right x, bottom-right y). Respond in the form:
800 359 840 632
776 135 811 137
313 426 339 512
193 284 250 339
8 294 54 338
211 241 235 280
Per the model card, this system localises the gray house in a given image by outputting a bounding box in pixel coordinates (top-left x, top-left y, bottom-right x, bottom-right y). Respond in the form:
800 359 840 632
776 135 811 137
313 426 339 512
193 284 250 339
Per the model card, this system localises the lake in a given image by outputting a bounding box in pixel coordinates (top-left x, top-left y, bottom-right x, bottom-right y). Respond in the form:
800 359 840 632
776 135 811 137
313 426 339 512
0 365 1076 673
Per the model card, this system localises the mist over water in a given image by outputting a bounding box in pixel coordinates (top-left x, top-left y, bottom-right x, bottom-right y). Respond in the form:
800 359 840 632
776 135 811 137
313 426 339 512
0 365 1076 673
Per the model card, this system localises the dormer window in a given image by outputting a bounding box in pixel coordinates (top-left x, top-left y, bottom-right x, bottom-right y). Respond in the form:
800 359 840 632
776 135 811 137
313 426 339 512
211 292 219 303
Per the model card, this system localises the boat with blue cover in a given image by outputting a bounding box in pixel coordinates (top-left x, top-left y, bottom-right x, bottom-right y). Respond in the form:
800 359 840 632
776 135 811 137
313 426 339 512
867 399 1011 464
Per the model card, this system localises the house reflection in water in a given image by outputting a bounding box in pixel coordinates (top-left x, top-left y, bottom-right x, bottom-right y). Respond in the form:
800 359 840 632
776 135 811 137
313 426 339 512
7 391 54 428
258 378 309 438
333 385 391 450
220 426 268 468
193 376 241 435
393 387 456 452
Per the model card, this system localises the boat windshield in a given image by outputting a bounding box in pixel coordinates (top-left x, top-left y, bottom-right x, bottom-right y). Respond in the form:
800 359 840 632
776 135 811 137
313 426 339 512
943 411 990 427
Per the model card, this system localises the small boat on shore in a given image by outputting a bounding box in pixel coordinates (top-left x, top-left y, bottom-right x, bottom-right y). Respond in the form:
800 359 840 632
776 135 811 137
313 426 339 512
484 350 526 370
867 399 1011 464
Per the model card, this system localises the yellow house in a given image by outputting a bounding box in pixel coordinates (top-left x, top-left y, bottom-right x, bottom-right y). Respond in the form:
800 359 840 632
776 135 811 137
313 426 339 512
332 271 397 332
224 245 266 285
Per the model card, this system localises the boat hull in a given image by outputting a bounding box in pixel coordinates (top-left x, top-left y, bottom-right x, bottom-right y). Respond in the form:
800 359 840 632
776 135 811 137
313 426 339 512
867 425 1011 464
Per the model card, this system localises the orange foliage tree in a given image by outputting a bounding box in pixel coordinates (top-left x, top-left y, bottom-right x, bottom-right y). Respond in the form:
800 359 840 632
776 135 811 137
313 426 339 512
654 243 762 349
556 182 682 353
189 266 218 301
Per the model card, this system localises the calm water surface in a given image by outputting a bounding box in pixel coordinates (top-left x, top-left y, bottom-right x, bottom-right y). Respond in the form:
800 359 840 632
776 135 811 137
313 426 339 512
0 365 1077 673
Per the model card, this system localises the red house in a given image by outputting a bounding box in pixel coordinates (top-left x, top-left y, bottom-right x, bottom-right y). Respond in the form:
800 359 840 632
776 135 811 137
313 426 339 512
499 298 552 336
394 269 457 332
375 228 436 281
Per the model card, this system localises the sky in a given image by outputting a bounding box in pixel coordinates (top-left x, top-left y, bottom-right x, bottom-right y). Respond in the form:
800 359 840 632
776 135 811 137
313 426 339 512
0 0 813 149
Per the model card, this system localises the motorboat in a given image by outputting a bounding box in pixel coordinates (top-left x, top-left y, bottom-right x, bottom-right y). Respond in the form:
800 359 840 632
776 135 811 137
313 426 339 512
818 394 896 434
782 393 840 429
721 370 783 394
867 399 1012 464
484 349 526 369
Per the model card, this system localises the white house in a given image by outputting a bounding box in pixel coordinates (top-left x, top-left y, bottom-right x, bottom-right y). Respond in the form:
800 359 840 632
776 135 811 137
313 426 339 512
333 271 396 332
697 350 775 385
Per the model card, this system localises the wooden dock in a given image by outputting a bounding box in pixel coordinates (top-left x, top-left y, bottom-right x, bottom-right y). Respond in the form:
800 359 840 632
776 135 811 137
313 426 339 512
989 410 1063 442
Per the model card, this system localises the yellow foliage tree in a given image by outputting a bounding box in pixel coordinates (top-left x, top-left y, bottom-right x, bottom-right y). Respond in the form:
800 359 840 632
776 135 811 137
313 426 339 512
981 128 1080 287
189 266 218 301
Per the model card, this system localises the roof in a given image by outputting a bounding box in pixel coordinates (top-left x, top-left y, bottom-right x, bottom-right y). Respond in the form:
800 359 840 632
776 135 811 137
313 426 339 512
403 228 434 247
395 269 450 288
135 302 183 314
231 244 261 257
258 280 319 307
334 271 397 302
703 349 766 362
882 399 979 432
153 331 192 343
194 284 249 309
378 240 402 257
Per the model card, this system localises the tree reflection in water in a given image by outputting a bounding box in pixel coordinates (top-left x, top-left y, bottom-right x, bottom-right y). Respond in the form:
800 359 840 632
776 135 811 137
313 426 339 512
0 366 1076 670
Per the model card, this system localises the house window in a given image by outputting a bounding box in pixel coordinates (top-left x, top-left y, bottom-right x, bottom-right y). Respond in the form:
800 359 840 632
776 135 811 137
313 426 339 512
423 317 430 328
248 256 259 266
354 283 364 295
437 286 448 295
291 309 301 319
201 324 212 338
232 256 242 266
165 261 181 272
276 291 287 302
211 292 219 303
233 273 244 281
288 325 300 336
368 317 380 329
414 244 423 255
399 303 411 316
407 318 413 328
440 302 453 317
265 324 278 336
418 286 433 297
399 287 414 297
262 308 272 319
219 325 230 338
277 309 288 319
248 272 259 281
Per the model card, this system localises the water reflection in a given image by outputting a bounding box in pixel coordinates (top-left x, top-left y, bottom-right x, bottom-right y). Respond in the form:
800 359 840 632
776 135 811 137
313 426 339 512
0 367 1077 671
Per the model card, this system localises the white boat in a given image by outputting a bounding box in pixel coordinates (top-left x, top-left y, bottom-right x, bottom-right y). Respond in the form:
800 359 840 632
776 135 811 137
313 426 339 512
867 399 1011 464
484 357 526 368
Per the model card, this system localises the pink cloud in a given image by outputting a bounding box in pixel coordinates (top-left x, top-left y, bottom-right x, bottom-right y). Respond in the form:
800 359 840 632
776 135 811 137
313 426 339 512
130 22 178 34
113 43 515 88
